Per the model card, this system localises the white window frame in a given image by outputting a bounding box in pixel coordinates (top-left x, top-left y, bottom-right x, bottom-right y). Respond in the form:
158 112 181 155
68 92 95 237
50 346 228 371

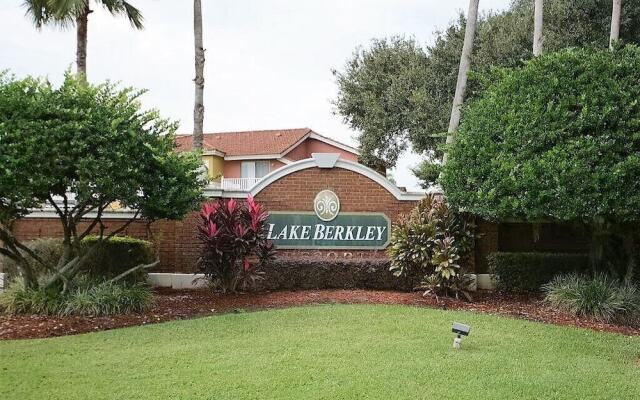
241 161 270 179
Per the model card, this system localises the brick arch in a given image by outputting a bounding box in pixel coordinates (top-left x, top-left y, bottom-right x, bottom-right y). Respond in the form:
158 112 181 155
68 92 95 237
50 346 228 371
254 167 417 218
250 156 424 202
253 160 422 260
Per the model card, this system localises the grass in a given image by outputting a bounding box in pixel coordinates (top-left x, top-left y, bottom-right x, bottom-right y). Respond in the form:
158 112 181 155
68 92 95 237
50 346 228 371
1 304 639 400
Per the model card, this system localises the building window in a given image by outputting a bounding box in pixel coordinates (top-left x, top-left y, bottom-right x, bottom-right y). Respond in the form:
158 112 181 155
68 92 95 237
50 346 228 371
241 161 270 178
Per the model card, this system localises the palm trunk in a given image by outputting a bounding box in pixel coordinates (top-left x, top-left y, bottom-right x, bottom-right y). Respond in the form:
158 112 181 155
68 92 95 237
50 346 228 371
443 0 479 163
75 2 90 78
610 0 622 49
533 0 544 56
193 0 205 150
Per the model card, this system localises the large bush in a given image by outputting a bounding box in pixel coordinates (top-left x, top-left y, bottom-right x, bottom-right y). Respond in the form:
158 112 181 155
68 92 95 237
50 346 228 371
0 72 203 295
388 194 476 300
81 236 154 282
441 47 640 282
543 274 640 326
488 252 589 292
197 197 275 293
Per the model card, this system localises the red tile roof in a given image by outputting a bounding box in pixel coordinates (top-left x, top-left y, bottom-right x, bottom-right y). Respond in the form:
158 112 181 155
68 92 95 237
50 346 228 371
175 128 313 156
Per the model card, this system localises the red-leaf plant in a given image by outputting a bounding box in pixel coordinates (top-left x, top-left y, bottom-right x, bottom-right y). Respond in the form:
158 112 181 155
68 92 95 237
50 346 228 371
197 196 274 293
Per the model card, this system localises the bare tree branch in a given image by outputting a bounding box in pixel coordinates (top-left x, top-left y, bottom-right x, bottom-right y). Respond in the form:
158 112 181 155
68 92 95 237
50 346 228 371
106 260 159 284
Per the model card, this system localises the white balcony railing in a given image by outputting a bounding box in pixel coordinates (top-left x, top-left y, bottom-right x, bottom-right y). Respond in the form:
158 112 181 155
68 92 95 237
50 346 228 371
221 177 262 191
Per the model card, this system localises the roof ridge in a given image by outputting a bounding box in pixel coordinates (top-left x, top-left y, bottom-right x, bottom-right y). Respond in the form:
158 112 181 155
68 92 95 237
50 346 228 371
178 128 310 137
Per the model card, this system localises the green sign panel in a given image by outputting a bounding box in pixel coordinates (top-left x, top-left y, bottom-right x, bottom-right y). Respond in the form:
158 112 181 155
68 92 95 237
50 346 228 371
266 212 391 249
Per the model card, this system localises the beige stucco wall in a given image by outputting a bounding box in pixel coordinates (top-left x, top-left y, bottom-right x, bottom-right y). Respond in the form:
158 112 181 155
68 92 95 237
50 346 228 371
202 155 224 182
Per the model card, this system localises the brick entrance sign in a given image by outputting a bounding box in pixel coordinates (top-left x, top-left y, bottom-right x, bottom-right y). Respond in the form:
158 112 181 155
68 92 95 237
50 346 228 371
12 154 424 275
253 155 422 260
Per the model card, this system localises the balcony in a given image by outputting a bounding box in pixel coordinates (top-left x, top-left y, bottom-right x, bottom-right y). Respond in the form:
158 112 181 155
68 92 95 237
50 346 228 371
219 177 262 191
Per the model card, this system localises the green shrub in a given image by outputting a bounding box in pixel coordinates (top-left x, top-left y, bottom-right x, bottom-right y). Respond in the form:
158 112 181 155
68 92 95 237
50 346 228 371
488 252 589 292
543 274 640 326
255 259 414 292
0 238 63 283
80 235 154 282
388 195 476 299
0 280 64 315
63 282 153 315
0 278 153 316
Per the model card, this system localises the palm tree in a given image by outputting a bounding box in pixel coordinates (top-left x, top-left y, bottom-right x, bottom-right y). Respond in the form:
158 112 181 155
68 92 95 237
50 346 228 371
193 0 205 151
23 0 143 78
444 0 479 162
533 0 544 56
610 0 622 49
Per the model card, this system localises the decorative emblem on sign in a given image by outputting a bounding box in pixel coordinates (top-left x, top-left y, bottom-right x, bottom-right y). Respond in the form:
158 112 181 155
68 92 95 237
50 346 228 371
313 190 340 221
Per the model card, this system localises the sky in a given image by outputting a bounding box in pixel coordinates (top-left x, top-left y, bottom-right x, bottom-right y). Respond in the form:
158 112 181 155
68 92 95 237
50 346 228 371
0 0 512 190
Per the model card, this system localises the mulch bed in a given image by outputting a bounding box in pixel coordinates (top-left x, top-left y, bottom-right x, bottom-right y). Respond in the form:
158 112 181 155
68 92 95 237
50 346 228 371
1 289 638 340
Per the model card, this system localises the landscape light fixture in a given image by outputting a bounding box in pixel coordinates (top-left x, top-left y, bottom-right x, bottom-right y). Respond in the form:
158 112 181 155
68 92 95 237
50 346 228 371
452 322 471 349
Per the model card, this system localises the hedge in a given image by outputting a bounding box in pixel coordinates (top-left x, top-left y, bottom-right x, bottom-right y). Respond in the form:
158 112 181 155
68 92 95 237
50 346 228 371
254 259 418 292
488 252 589 292
1 236 154 284
81 236 155 282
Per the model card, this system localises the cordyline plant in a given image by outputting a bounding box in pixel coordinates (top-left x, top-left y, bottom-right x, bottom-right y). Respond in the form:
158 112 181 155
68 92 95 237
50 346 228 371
197 196 275 293
388 194 476 301
0 72 204 293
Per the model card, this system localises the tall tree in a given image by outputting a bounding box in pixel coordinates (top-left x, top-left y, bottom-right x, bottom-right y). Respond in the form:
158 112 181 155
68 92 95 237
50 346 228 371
444 0 479 161
533 0 544 55
23 0 144 77
610 0 622 49
193 0 205 150
0 72 204 290
334 0 640 179
441 46 640 282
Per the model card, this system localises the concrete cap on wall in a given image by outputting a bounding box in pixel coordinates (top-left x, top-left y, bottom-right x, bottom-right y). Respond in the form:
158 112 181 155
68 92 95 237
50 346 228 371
311 153 340 168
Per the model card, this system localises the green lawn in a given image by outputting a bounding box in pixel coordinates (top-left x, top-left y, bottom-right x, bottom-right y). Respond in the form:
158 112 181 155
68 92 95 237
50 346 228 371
1 305 639 400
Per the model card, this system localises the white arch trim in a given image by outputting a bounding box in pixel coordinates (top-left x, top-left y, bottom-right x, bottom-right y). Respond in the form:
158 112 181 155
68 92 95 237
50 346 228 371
247 154 426 201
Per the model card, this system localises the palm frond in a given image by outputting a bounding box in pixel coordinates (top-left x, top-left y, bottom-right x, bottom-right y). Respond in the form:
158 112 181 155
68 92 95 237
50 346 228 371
99 0 144 29
22 0 83 29
22 0 53 28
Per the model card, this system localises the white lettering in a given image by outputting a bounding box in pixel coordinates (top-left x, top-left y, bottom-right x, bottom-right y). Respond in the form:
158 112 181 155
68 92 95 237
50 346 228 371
325 226 335 240
289 225 300 240
267 223 276 240
313 224 325 240
345 226 356 240
355 226 365 241
365 226 376 240
276 226 288 240
334 225 345 241
301 225 311 240
376 226 387 241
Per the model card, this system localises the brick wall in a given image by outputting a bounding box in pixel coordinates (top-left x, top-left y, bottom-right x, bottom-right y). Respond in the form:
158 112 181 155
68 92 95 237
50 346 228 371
11 166 419 273
10 217 196 273
474 219 499 273
254 167 417 261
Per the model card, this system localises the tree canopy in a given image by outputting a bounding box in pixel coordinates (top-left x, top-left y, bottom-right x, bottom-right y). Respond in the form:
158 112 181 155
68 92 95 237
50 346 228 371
440 46 640 223
0 72 204 289
334 0 640 171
